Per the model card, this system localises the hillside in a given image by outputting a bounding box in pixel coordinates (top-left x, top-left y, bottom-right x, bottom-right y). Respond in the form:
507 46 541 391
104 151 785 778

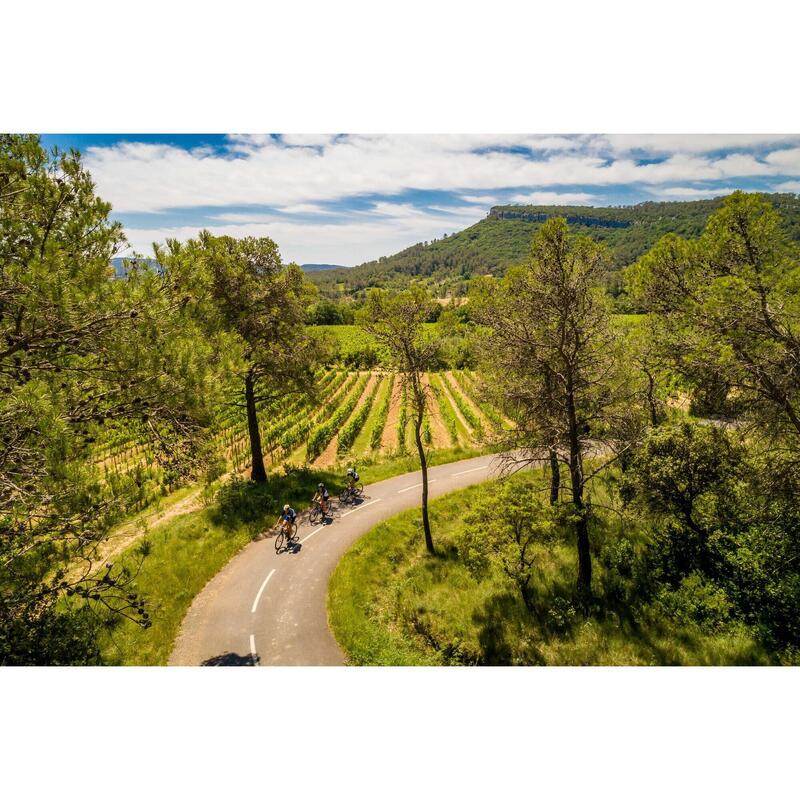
301 262 347 272
310 193 800 300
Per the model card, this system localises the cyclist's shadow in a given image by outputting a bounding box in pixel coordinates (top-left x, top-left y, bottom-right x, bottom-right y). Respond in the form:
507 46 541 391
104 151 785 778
331 494 368 520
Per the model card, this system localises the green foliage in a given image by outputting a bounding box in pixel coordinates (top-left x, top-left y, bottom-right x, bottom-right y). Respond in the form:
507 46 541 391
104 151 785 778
451 371 504 429
306 374 369 460
430 377 458 445
369 377 393 450
305 298 355 325
629 191 800 442
458 481 557 609
620 421 743 538
443 373 483 436
397 383 408 454
329 472 771 665
314 324 389 368
1 134 222 662
422 418 432 446
623 422 800 656
310 194 800 302
337 378 380 454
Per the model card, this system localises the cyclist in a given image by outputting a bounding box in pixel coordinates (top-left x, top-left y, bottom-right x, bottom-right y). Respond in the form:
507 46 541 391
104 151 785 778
312 482 329 515
341 467 361 502
277 503 297 534
346 466 360 489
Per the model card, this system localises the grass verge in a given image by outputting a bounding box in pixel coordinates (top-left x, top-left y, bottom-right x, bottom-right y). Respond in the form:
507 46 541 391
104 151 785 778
328 471 771 666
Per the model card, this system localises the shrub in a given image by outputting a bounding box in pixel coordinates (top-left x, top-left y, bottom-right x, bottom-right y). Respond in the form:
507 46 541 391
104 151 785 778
655 573 732 632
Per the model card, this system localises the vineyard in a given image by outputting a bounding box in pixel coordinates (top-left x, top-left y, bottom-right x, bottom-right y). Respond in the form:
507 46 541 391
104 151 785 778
89 368 504 509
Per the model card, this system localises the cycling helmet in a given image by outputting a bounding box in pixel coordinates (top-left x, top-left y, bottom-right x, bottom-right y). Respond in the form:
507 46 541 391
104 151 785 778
347 467 354 475
318 483 324 490
283 504 290 511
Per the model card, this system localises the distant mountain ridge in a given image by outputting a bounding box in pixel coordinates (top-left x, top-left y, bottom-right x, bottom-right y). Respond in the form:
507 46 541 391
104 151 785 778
110 258 345 279
308 193 800 299
301 263 347 272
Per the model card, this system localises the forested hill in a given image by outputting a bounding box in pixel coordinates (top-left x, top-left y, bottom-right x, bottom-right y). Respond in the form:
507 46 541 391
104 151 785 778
301 263 346 272
309 193 800 300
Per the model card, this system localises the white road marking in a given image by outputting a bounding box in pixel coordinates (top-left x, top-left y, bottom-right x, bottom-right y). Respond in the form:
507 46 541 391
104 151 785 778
452 465 488 476
249 634 257 666
397 479 437 494
341 498 383 516
250 568 276 613
299 524 327 545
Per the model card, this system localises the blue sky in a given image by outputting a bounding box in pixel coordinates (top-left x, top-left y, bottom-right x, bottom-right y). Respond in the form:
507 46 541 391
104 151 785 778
40 134 800 266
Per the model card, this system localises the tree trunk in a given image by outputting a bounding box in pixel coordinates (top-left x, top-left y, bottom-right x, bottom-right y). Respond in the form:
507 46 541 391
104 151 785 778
565 383 591 592
548 445 560 505
245 369 267 483
575 507 591 594
413 392 435 554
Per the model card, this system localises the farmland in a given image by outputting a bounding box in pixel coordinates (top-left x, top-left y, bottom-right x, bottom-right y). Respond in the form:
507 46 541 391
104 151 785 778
90 365 501 496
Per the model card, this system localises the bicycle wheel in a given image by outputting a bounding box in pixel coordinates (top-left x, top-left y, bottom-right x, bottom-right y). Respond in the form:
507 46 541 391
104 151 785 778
274 530 285 553
355 483 364 496
288 522 298 540
339 488 351 504
310 505 322 525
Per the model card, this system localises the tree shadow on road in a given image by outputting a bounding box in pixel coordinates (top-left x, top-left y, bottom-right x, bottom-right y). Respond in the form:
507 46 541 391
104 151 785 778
201 652 256 666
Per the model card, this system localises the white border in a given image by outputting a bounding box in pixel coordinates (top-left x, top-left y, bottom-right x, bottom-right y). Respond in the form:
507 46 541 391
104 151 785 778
2 1 799 132
2 2 799 797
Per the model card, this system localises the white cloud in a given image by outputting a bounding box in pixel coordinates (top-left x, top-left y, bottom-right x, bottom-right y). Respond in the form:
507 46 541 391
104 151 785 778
427 205 490 216
600 134 800 155
509 191 595 205
460 194 498 204
651 186 739 199
280 134 338 147
276 203 333 214
765 147 800 170
122 204 484 267
774 180 800 192
84 135 800 216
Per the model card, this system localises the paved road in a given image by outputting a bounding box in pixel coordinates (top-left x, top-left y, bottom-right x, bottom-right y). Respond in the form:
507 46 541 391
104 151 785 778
169 452 507 666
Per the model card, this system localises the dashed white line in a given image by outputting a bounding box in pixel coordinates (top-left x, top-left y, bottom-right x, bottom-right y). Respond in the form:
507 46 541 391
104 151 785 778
452 465 488 477
341 498 383 516
251 568 276 613
249 634 257 666
397 479 437 494
299 524 327 545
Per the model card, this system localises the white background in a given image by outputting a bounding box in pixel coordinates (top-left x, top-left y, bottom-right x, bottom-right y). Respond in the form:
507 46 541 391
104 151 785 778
2 1 799 797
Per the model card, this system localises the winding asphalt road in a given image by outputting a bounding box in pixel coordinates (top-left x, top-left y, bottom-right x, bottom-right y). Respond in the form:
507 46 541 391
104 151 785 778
169 453 506 666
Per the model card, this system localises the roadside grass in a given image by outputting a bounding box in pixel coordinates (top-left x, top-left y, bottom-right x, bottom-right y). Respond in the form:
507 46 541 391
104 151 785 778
99 507 253 665
97 464 342 665
97 445 494 665
328 470 771 666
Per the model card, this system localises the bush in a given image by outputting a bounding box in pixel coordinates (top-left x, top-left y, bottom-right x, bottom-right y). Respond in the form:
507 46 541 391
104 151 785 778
214 477 274 527
546 597 578 634
655 573 732 632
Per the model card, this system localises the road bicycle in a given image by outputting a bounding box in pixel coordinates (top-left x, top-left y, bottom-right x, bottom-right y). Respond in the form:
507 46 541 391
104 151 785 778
274 520 299 553
338 482 364 505
309 499 328 525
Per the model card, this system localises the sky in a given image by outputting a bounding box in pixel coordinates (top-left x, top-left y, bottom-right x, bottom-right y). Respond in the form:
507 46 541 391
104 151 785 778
40 134 800 267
